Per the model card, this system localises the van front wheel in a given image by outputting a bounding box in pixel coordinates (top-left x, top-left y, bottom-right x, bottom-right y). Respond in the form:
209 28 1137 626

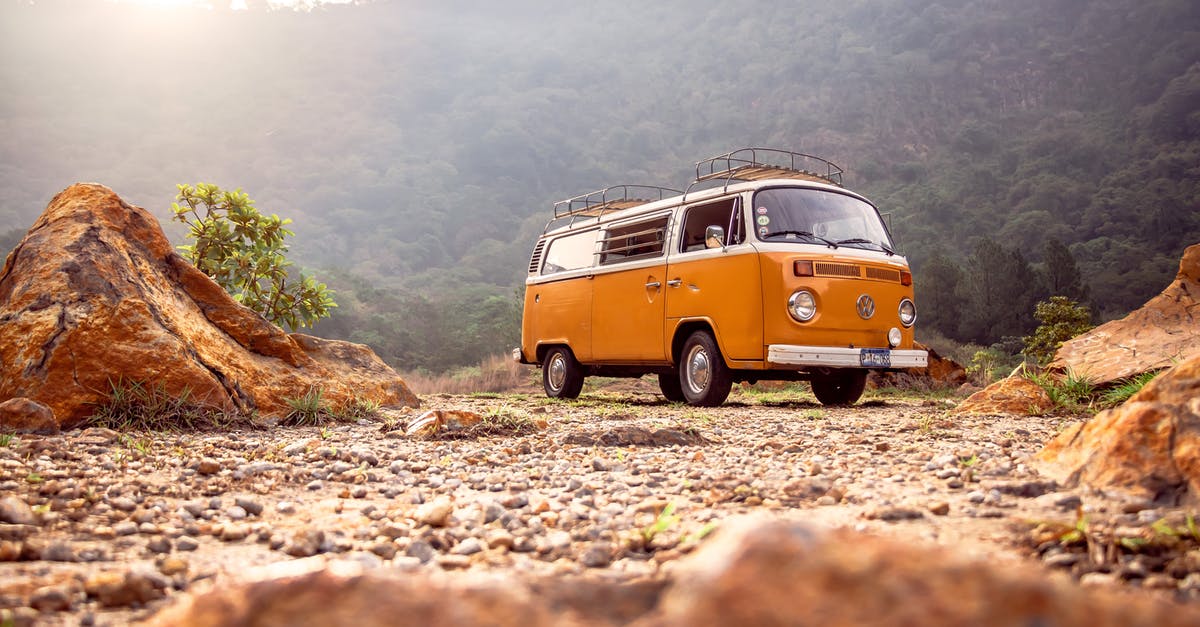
543 347 585 399
658 373 686 403
811 370 867 406
679 331 732 407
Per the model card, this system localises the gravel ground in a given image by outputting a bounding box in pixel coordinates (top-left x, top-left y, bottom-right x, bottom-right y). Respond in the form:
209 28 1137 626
1 380 1196 625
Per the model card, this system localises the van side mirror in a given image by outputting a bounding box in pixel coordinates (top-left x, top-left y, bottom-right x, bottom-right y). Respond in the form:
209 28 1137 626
705 225 726 250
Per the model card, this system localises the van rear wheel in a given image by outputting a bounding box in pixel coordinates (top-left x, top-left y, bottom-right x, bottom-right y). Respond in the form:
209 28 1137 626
678 330 732 407
658 373 686 403
811 370 867 406
543 347 584 399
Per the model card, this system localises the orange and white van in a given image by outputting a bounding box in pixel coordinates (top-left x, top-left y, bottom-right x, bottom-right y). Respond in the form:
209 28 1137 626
515 148 928 406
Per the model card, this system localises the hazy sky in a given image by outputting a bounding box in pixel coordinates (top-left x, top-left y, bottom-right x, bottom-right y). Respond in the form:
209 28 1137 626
110 0 357 9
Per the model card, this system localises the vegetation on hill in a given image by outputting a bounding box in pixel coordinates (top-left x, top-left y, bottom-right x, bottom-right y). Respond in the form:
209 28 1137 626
1 0 1197 371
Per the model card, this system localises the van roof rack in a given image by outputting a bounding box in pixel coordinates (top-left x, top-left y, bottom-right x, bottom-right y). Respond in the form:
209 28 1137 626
548 184 681 231
687 148 843 196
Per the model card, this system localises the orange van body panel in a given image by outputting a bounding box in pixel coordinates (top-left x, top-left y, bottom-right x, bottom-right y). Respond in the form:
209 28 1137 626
758 251 917 351
665 249 763 361
591 265 668 362
523 276 593 363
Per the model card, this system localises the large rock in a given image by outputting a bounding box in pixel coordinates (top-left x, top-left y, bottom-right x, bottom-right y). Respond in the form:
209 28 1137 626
1050 243 1200 386
868 341 968 390
1036 352 1200 505
149 518 1200 627
952 374 1053 416
0 183 418 429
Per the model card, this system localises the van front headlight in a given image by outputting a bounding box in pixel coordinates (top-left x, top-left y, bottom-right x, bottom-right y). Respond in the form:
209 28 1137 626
788 290 817 322
898 298 916 327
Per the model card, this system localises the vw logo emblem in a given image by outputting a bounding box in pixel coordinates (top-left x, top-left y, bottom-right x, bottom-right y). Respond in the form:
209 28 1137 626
856 294 876 319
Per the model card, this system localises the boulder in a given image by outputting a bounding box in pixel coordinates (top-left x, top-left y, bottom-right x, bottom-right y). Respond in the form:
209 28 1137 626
149 518 1200 627
952 375 1053 416
0 398 57 434
1050 243 1200 386
0 183 418 429
1036 352 1200 505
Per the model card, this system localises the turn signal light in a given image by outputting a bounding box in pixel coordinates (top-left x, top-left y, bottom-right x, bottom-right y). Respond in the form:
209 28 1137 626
793 260 814 277
900 271 912 286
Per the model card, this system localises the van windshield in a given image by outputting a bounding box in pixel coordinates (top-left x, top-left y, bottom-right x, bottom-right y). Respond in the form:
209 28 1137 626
752 188 893 253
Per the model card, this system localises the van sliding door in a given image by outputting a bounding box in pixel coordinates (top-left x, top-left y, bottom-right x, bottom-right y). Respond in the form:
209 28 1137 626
591 215 670 363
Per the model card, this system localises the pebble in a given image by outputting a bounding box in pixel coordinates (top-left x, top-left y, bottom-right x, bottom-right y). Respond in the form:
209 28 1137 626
29 586 72 612
0 496 36 525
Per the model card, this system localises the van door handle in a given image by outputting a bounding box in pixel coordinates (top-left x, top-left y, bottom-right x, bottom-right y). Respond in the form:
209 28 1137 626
645 281 661 288
667 279 682 287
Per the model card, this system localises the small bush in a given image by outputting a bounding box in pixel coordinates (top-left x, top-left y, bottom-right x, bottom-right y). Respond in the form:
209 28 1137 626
1022 297 1093 365
1026 369 1095 413
282 386 335 426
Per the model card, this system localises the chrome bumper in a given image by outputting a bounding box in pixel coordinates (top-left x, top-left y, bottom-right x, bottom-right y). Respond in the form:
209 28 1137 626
767 345 929 368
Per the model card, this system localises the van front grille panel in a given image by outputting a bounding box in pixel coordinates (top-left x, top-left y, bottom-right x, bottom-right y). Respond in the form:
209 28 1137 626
813 262 861 278
865 267 901 283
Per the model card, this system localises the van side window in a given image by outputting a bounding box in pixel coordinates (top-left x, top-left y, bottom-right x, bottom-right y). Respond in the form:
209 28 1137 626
541 229 599 274
599 216 669 265
680 198 743 252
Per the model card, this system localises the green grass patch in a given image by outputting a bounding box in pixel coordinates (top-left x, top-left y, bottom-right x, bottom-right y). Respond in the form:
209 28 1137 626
86 378 239 431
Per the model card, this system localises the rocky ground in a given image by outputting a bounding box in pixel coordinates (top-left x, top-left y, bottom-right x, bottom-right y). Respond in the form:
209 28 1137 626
2 379 1199 625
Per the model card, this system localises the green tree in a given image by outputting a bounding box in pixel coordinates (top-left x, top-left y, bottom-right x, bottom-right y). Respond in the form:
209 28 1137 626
1042 238 1089 303
914 249 962 339
956 238 1042 344
172 183 336 331
1022 296 1094 364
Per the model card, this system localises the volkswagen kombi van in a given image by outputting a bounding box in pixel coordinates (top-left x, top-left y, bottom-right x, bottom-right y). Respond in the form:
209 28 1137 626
515 148 928 407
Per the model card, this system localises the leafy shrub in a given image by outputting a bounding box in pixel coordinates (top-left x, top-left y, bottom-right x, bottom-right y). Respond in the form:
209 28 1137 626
172 183 336 331
1022 296 1093 365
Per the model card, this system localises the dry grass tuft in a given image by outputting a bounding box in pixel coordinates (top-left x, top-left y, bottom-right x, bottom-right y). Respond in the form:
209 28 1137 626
401 354 536 395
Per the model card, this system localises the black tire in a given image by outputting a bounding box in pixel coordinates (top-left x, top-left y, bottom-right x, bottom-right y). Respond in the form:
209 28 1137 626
811 370 868 406
542 346 585 399
678 330 732 407
658 372 686 403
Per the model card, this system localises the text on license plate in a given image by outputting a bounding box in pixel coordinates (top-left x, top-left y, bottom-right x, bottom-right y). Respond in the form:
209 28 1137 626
859 348 891 368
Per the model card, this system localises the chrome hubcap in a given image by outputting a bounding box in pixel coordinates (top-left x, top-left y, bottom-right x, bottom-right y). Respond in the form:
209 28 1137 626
548 354 566 391
686 345 710 394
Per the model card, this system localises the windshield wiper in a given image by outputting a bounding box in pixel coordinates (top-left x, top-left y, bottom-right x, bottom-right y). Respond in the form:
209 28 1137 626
836 238 894 255
764 230 838 248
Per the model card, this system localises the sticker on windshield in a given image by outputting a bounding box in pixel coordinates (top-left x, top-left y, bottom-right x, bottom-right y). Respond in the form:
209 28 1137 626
756 206 768 215
757 226 769 237
756 215 770 226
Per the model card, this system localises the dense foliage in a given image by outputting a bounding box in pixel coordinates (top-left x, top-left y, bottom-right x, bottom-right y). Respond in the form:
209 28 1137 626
172 183 336 331
1022 297 1095 365
2 0 1197 370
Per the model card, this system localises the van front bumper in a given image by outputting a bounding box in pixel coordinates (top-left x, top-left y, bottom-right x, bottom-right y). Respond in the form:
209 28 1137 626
767 345 929 369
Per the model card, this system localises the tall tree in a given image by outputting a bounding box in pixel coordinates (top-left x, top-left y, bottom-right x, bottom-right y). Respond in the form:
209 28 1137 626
956 238 1042 344
914 249 962 339
1042 238 1089 304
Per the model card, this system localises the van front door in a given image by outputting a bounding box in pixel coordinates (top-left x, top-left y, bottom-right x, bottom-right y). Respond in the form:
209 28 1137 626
590 214 670 362
665 198 763 361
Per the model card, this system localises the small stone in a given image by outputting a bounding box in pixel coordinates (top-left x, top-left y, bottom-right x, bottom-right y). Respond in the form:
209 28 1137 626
146 537 172 554
197 459 221 475
29 585 72 612
452 537 484 556
581 543 612 568
370 541 398 560
406 539 436 563
42 541 77 562
176 536 199 552
815 495 838 506
967 490 986 504
0 496 36 526
284 530 325 557
159 556 189 576
928 501 950 516
1079 572 1119 588
220 525 248 542
415 498 454 527
108 496 138 512
277 501 297 514
113 521 138 537
226 506 248 521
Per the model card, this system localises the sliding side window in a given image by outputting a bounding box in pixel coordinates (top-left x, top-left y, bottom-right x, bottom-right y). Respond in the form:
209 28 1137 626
679 198 743 253
541 229 599 275
599 215 670 265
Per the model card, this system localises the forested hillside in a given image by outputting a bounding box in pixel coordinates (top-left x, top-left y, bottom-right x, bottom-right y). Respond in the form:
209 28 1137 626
2 0 1197 371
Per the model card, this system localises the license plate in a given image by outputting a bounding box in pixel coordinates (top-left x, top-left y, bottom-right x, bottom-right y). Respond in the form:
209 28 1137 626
859 348 891 368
